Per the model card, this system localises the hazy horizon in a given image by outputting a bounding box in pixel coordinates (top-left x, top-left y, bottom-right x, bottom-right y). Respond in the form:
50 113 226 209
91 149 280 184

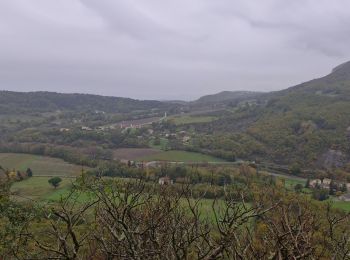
1 0 350 100
0 88 269 102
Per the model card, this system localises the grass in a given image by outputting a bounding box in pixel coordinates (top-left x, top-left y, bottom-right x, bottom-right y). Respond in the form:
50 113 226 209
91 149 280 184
331 201 350 212
0 153 83 177
149 137 169 150
113 148 161 161
170 115 217 125
197 199 226 221
283 178 306 190
137 150 226 162
10 176 75 202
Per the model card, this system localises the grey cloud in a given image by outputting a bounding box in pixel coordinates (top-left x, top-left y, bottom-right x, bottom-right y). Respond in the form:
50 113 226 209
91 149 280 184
0 0 350 100
79 0 171 40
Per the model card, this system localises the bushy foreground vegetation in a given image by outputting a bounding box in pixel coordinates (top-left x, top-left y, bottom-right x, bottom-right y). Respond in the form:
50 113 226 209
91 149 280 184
2 168 350 259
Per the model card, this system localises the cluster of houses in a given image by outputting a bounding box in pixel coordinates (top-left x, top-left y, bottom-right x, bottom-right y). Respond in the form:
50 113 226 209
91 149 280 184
119 123 144 129
309 178 350 201
78 116 163 133
61 125 115 132
158 176 173 185
119 113 168 130
309 178 350 190
61 113 193 147
81 126 93 131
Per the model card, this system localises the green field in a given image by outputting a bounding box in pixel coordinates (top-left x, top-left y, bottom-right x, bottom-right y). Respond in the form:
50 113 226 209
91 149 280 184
330 201 350 212
0 153 83 177
283 178 306 190
137 150 226 162
11 176 74 202
170 115 217 125
149 137 169 150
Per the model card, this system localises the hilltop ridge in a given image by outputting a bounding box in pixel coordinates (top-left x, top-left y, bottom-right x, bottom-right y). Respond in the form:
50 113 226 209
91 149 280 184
191 60 350 169
0 90 175 114
194 91 262 104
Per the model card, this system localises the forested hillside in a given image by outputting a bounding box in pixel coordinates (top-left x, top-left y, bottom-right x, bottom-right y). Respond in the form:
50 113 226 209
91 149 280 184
193 91 262 104
0 91 175 114
192 61 350 169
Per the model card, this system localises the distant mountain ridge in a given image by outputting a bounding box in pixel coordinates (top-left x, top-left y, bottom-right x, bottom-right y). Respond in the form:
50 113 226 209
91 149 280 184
194 91 263 104
0 91 174 114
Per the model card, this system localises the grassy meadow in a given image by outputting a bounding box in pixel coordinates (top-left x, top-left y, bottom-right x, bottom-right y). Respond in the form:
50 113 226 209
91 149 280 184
0 153 83 177
332 201 350 212
283 178 307 191
113 148 161 161
10 176 74 202
149 137 169 150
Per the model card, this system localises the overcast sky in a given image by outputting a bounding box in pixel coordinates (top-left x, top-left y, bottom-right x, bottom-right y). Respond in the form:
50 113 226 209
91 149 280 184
0 0 350 100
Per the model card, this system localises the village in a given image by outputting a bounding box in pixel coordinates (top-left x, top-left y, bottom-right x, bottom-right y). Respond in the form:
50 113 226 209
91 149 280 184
58 111 194 154
309 178 350 201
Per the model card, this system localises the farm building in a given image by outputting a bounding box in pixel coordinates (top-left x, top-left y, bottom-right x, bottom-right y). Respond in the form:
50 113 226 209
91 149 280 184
182 136 191 143
158 176 173 185
81 126 92 131
322 178 332 186
310 178 332 189
309 179 321 188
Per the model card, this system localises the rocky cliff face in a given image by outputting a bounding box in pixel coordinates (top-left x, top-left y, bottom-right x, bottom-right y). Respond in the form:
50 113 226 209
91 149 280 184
319 149 347 169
